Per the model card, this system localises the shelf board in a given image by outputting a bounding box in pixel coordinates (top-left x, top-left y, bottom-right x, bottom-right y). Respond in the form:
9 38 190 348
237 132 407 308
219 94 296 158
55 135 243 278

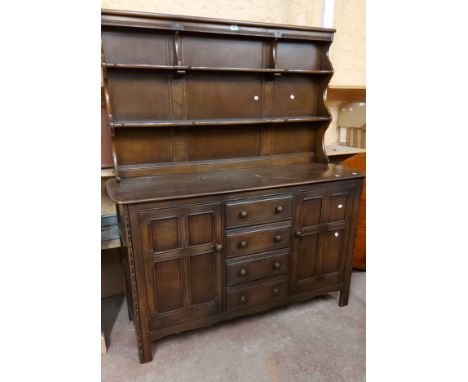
325 144 366 157
112 116 331 128
102 63 332 75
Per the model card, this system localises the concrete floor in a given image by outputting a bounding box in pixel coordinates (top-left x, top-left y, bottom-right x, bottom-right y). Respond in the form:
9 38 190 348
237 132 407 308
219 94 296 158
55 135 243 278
102 271 365 382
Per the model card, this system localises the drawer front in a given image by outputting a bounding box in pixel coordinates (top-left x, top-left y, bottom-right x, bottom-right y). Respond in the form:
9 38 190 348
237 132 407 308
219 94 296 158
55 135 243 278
225 222 291 258
226 195 293 228
227 276 288 312
226 249 289 286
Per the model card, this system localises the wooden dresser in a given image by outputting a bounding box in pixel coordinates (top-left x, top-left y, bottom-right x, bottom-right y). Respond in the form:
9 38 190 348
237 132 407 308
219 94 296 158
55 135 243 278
101 10 364 363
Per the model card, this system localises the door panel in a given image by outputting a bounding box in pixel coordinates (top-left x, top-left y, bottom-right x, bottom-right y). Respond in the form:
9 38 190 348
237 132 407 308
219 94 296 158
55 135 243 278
296 232 320 281
153 258 184 313
139 203 222 330
151 217 181 252
300 196 323 228
327 194 348 223
189 252 215 306
320 229 344 275
188 213 214 246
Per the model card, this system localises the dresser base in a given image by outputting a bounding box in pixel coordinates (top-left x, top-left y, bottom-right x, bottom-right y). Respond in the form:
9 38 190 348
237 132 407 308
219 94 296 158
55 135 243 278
129 283 347 363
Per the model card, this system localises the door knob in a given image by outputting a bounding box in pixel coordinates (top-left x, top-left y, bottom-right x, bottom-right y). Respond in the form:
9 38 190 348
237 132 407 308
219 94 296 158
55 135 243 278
215 244 223 252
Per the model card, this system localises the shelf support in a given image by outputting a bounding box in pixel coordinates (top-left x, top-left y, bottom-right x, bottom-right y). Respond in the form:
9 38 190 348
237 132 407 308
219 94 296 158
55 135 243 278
101 40 121 182
267 38 281 81
173 31 186 78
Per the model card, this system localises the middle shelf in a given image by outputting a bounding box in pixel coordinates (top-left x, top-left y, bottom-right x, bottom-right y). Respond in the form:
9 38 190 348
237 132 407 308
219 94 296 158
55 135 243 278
102 63 333 76
111 116 331 128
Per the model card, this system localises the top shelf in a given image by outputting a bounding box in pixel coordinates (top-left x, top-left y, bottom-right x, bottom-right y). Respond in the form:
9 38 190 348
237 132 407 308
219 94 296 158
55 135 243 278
102 63 333 75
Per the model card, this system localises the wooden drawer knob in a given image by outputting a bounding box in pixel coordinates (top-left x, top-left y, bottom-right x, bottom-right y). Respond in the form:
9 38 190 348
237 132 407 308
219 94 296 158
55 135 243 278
272 287 280 296
274 235 283 242
240 296 248 303
275 206 284 213
239 240 248 248
273 261 281 269
239 210 248 218
239 268 248 276
215 244 223 252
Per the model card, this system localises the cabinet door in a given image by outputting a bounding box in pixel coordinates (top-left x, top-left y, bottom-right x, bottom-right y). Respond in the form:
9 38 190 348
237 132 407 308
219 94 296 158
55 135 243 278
290 186 354 294
139 203 223 330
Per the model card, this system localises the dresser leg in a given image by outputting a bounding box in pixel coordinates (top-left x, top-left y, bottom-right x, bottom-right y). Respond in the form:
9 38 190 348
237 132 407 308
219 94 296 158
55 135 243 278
339 287 350 307
138 337 153 363
125 296 133 321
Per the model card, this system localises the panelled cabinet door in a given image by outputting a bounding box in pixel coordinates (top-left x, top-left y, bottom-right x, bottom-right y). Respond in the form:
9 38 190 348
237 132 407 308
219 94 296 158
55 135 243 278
290 186 354 294
290 189 326 293
139 203 223 330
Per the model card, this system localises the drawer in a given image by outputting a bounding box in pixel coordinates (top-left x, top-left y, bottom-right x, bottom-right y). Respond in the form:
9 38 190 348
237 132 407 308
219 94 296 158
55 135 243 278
226 194 293 228
226 249 289 286
225 222 291 258
227 276 288 312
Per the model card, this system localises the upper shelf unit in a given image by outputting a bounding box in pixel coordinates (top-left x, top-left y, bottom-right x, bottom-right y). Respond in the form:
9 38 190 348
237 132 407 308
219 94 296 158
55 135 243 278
101 10 336 179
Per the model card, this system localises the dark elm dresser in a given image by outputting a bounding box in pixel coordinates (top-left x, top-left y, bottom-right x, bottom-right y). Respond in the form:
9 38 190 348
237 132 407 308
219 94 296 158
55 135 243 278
101 9 364 363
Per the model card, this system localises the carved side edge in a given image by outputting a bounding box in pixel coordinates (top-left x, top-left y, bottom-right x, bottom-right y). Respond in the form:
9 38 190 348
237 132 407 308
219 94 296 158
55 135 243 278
315 42 335 164
120 204 145 360
339 179 364 306
101 39 121 182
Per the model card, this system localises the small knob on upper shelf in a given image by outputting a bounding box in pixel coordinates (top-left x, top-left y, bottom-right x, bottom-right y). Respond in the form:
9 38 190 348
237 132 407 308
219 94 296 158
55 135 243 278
275 206 284 213
337 204 343 209
239 240 248 249
239 210 248 218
